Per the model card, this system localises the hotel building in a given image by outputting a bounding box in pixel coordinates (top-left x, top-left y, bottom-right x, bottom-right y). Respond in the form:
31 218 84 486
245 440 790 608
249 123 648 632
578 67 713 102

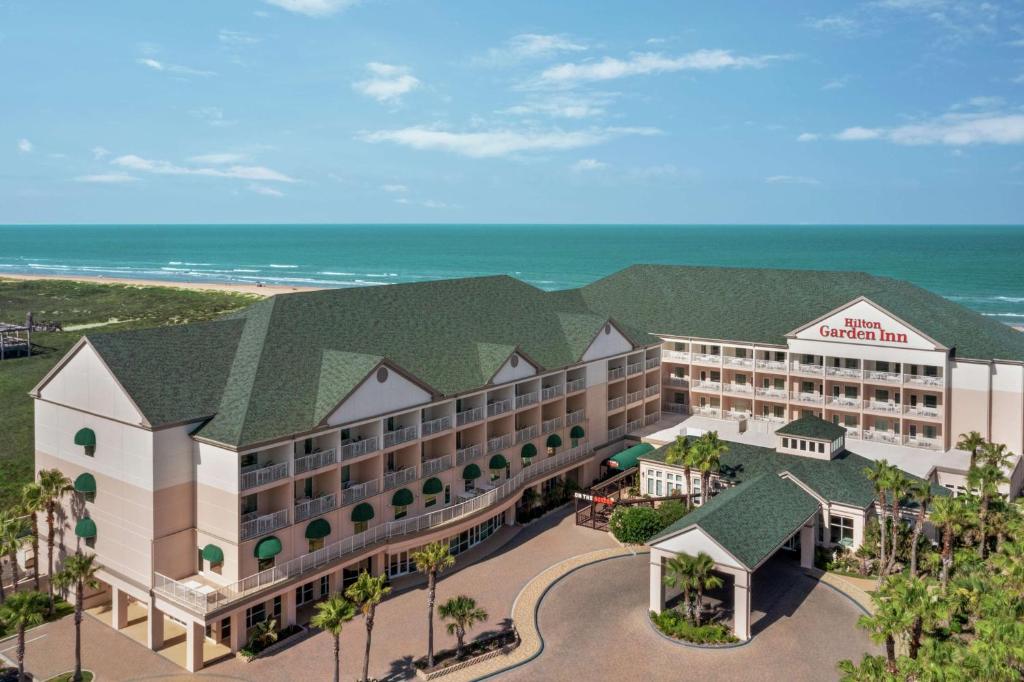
31 265 1024 669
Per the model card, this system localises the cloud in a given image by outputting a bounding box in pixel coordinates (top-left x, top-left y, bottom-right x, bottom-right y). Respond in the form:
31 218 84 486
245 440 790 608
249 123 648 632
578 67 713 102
218 29 261 45
248 183 284 197
263 0 359 16
499 93 614 119
626 164 681 180
359 125 660 158
190 107 236 127
571 158 607 171
478 33 587 65
796 132 820 142
804 15 861 35
188 152 249 164
353 63 421 103
1015 73 1024 84
17 138 32 153
535 49 787 87
92 146 110 160
766 175 821 185
380 184 408 192
822 75 853 90
111 154 297 181
834 113 1024 145
73 173 138 184
395 197 450 209
835 126 883 141
137 57 215 77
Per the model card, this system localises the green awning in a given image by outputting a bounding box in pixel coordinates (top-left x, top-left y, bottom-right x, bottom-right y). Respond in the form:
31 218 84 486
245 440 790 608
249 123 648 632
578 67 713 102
201 544 224 563
73 473 96 494
392 488 414 507
521 443 537 458
352 503 375 523
422 477 443 495
489 454 508 470
570 425 585 439
462 464 482 480
74 428 96 447
254 536 282 560
546 434 562 448
305 519 331 540
607 442 655 470
74 518 96 539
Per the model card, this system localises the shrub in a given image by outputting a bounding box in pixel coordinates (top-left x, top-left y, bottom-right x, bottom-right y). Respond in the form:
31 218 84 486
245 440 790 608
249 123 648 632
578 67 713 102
650 610 738 645
609 506 664 544
656 500 688 528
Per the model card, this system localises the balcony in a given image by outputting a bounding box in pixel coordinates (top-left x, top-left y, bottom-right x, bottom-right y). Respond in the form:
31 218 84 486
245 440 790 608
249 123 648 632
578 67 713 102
827 396 861 410
691 380 722 392
792 392 825 405
295 493 338 523
294 448 338 476
905 405 942 419
844 428 862 440
421 415 452 437
455 443 483 465
566 409 586 426
542 416 563 434
693 406 722 418
862 430 900 445
755 387 788 400
663 403 689 415
456 406 485 427
751 414 786 425
691 353 722 366
662 350 691 363
625 418 643 433
646 357 660 370
487 399 513 417
863 400 901 415
626 390 644 404
904 373 944 388
240 461 290 491
421 455 453 477
384 467 418 491
383 425 418 449
340 437 379 462
626 361 644 376
864 370 901 384
541 384 564 401
240 509 289 541
515 392 539 409
607 425 626 440
826 366 862 379
607 367 626 381
722 383 753 395
487 433 513 454
723 356 754 369
664 376 689 388
565 377 587 393
755 359 787 371
645 384 659 398
790 362 824 376
515 424 540 444
724 410 751 421
644 413 661 426
903 435 942 450
607 396 626 411
342 479 379 506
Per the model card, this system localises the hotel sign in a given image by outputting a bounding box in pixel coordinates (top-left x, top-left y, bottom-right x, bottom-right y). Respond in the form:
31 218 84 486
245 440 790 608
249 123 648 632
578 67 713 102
574 492 616 506
818 318 909 345
792 298 941 351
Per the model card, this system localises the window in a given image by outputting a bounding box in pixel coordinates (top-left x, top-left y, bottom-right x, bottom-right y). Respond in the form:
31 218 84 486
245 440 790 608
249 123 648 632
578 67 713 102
340 428 351 441
674 367 685 378
802 354 814 364
799 440 807 451
354 521 368 534
845 386 858 399
735 374 747 385
775 351 786 362
829 516 855 547
773 405 785 418
240 453 257 468
341 465 350 486
782 437 789 448
801 381 815 394
308 538 324 552
296 582 314 606
924 395 937 408
424 495 437 507
656 480 663 496
246 603 267 629
272 595 282 619
464 478 474 492
876 361 890 372
844 415 857 427
394 505 408 520
674 342 685 351
258 557 275 571
647 478 654 495
924 425 937 439
241 494 257 515
774 378 785 390
817 442 825 454
710 370 721 382
320 575 330 596
220 617 231 642
924 366 937 377
735 348 746 358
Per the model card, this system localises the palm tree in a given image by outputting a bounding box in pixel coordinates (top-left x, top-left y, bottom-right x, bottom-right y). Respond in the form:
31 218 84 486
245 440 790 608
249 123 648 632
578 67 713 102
344 571 390 682
697 432 727 505
438 595 488 660
310 594 356 682
968 460 1007 560
21 483 44 592
248 618 278 651
907 479 933 577
0 590 48 681
956 431 987 470
857 583 915 674
664 436 692 510
930 496 970 587
884 468 911 576
864 460 894 583
38 468 72 612
53 553 100 682
411 541 455 667
662 554 696 622
0 511 28 601
689 552 724 627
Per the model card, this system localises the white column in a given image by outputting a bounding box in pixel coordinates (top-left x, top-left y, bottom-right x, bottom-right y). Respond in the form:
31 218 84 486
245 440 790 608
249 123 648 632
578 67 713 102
229 611 245 652
733 570 751 641
147 604 164 650
649 553 665 614
800 524 815 569
111 588 129 630
185 620 205 673
281 588 297 628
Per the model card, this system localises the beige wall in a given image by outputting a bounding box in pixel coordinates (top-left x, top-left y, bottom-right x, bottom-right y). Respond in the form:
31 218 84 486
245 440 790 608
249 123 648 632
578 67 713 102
991 362 1024 455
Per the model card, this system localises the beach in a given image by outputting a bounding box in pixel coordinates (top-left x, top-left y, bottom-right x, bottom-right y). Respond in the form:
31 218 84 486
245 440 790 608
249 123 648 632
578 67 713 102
0 272 322 297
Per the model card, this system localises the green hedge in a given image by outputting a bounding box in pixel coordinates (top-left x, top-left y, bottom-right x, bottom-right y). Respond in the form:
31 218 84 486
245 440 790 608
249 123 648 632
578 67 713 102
609 506 664 544
650 610 738 645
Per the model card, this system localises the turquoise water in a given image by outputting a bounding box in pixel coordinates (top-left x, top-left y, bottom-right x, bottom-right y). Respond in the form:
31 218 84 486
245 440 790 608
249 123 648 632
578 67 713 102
1 224 1022 323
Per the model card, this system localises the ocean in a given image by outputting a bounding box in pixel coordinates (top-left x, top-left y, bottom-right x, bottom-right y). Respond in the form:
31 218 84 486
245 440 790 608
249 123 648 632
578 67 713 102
1 224 1023 324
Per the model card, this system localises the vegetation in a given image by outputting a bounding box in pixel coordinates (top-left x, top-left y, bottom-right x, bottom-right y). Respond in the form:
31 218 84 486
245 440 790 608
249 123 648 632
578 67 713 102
0 278 254 509
240 618 280 660
609 505 664 544
345 571 391 682
310 594 357 682
438 595 489 660
411 541 456 668
0 590 49 680
52 553 100 682
663 551 724 629
838 434 1024 681
515 478 579 524
38 469 71 613
45 673 94 682
650 609 738 645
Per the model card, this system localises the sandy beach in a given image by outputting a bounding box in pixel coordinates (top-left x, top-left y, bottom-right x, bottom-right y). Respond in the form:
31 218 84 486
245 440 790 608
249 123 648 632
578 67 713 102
0 273 324 297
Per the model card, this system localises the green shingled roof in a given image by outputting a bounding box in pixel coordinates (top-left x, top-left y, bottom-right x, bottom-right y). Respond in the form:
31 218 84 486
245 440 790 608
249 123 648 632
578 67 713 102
776 415 847 441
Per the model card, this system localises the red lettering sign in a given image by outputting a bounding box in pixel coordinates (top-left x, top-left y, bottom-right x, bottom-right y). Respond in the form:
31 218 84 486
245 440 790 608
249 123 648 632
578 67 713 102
818 317 908 344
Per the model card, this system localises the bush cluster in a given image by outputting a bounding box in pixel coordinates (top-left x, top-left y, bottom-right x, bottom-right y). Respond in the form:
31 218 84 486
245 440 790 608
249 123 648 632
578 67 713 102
609 500 690 545
650 610 738 645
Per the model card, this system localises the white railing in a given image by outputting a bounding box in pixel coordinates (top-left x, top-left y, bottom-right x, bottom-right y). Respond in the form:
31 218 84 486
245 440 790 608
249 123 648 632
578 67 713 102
792 392 825 405
644 413 661 425
645 384 659 397
294 449 338 476
542 416 563 434
607 425 626 440
693 406 722 418
864 400 901 414
421 416 452 436
724 410 751 421
240 461 290 491
904 373 944 388
295 493 338 522
455 444 482 465
566 409 586 426
487 399 513 417
790 362 824 375
844 428 862 440
828 396 861 409
863 430 900 445
384 467 419 491
607 396 626 411
607 367 626 381
421 455 452 477
905 405 941 418
691 353 722 365
662 350 691 363
515 392 539 409
541 385 564 401
723 356 754 368
663 403 689 414
751 414 786 424
903 435 942 450
755 359 787 371
826 366 862 378
626 362 644 376
755 387 787 399
342 479 379 506
665 375 689 388
487 433 513 453
515 424 539 443
383 426 418 448
154 443 593 614
722 383 753 395
456 406 485 426
646 357 660 370
340 437 379 462
626 419 643 433
692 380 722 391
240 509 289 540
627 390 644 404
865 370 901 383
565 377 587 393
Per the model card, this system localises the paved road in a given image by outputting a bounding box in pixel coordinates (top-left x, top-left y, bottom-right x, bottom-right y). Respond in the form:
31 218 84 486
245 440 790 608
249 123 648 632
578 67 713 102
500 553 879 682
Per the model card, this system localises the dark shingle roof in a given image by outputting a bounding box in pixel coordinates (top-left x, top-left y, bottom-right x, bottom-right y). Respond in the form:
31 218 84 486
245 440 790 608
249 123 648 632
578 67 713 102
776 415 847 441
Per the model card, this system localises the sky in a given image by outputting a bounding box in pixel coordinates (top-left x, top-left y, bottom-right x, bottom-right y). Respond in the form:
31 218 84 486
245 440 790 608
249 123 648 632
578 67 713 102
3 0 1024 224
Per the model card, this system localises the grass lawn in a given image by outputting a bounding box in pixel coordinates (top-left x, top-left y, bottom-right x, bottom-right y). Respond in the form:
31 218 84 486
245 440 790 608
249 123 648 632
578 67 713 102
0 279 255 510
45 672 94 682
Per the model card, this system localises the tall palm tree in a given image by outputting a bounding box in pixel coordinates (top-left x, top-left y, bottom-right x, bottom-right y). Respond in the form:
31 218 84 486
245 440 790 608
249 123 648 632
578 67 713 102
884 468 911 575
344 571 390 682
956 431 987 470
857 583 915 674
689 552 724 627
697 432 727 505
968 460 1008 560
930 496 970 587
411 541 455 667
53 553 100 682
864 460 894 582
438 595 488 659
0 511 28 601
21 483 45 592
907 479 933 577
662 554 696 622
0 590 48 681
310 594 356 682
664 436 691 510
38 469 72 612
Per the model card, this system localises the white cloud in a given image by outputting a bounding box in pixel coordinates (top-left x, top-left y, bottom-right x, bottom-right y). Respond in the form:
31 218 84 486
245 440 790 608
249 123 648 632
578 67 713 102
822 75 852 90
190 107 236 127
571 158 608 172
380 184 408 192
73 173 138 184
536 49 787 87
359 125 660 158
218 29 261 45
112 154 297 182
248 183 284 197
422 199 448 209
499 93 614 119
395 197 450 209
834 113 1024 145
263 0 358 16
17 138 32 153
479 33 588 65
92 146 110 160
353 63 421 103
766 175 821 185
804 15 860 35
137 57 215 77
188 152 249 164
796 132 820 142
835 126 884 141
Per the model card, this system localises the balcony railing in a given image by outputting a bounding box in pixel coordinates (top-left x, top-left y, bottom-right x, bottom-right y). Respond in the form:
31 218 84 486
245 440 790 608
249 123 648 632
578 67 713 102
514 424 539 444
693 406 722 418
903 435 942 450
456 406 485 427
662 350 691 362
383 426 419 449
905 405 941 418
724 410 751 421
844 428 862 440
864 370 901 384
626 362 644 376
455 443 483 465
383 467 418 491
421 455 453 477
722 383 753 395
487 399 513 417
515 392 539 409
792 392 825 405
421 416 452 437
723 356 754 368
663 403 689 414
826 366 862 378
691 353 722 365
342 479 379 506
827 396 861 409
541 385 564 401
607 396 626 411
664 376 689 388
154 443 593 614
862 430 900 445
240 461 290 491
751 414 786 424
755 387 788 400
627 390 644 404
295 493 338 523
692 380 722 391
864 400 901 414
607 425 626 440
645 384 660 397
644 413 661 425
646 357 660 370
240 509 290 541
607 367 626 381
294 448 338 476
904 373 944 388
566 409 586 426
487 433 513 453
542 416 563 434
755 359 787 371
790 362 824 376
340 437 379 462
565 377 587 393
626 419 643 433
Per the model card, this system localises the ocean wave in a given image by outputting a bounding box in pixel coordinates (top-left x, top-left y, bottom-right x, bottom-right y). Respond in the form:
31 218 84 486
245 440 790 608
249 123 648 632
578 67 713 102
994 296 1024 303
982 312 1024 318
168 261 214 266
234 274 389 286
364 273 399 278
232 268 260 273
318 271 355 276
161 267 191 272
28 263 70 269
269 264 299 269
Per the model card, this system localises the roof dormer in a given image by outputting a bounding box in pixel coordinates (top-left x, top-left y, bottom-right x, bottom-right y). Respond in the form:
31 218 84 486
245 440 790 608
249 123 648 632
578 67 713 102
774 415 846 460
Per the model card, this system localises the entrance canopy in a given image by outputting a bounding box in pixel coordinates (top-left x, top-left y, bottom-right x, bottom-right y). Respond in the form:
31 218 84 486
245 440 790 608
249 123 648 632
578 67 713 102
607 442 654 470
